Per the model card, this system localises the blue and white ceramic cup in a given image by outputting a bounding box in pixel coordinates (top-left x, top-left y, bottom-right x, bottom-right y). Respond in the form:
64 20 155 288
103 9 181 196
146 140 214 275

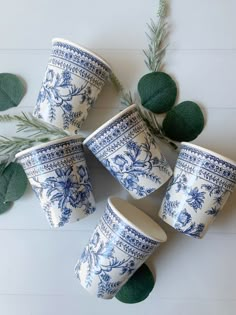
159 142 236 239
33 38 112 134
83 104 173 199
15 136 96 228
75 196 167 299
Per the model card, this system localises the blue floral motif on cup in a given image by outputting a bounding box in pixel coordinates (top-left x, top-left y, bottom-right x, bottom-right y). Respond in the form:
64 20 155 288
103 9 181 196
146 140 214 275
34 39 111 133
16 137 96 227
75 202 159 298
31 165 95 227
85 106 173 199
75 231 135 298
103 138 170 198
35 69 95 131
159 144 236 238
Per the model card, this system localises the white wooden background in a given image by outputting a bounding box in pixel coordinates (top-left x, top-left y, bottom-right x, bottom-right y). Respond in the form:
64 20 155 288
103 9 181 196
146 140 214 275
0 0 236 314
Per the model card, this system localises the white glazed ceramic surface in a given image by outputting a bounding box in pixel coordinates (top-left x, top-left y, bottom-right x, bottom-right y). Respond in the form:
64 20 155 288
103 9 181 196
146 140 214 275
33 38 112 134
75 196 167 299
159 142 236 238
83 104 173 199
15 136 96 228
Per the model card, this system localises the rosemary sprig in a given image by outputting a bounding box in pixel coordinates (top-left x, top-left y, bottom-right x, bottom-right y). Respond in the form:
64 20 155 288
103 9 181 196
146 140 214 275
136 104 178 150
143 0 168 72
109 0 168 105
0 113 70 165
109 73 134 107
0 112 69 138
139 0 178 150
0 135 51 162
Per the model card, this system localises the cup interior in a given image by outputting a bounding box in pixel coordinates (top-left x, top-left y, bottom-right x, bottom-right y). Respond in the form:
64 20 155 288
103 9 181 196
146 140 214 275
108 197 167 242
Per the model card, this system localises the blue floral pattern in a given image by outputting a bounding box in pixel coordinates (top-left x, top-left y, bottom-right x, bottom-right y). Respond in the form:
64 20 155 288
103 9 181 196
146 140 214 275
175 211 205 239
16 137 96 228
75 201 160 298
186 187 206 211
31 165 95 227
103 138 170 198
75 231 135 298
159 143 236 238
205 206 220 217
34 39 111 133
35 69 95 131
85 106 172 199
160 171 228 238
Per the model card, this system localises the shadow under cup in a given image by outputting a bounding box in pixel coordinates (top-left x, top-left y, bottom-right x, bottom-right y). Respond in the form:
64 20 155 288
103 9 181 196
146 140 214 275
83 104 173 199
33 38 112 134
75 196 167 299
15 136 96 228
159 142 236 239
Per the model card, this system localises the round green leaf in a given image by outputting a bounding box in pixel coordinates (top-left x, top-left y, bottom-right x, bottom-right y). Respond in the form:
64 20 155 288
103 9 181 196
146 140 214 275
0 195 11 214
162 101 205 142
115 264 155 304
0 162 28 202
0 163 6 176
138 72 177 113
0 73 25 111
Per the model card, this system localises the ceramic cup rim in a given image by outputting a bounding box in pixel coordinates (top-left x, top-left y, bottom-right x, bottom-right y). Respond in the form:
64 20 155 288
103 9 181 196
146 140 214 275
108 196 167 243
83 104 137 145
15 135 84 159
181 142 236 167
52 37 112 72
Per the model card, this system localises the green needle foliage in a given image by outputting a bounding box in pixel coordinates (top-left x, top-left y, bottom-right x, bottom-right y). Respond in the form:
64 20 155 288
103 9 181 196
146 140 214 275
0 135 50 156
0 112 68 137
0 112 69 164
144 0 168 72
109 72 134 107
110 0 168 107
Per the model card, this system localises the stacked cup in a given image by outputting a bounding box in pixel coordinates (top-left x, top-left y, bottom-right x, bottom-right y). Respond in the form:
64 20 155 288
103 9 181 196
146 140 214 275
15 37 236 300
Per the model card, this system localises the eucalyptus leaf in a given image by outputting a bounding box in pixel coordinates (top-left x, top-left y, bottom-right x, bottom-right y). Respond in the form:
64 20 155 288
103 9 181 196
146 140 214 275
0 195 11 214
115 264 155 304
0 162 28 202
162 101 205 141
0 73 25 111
0 163 6 176
138 72 177 113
